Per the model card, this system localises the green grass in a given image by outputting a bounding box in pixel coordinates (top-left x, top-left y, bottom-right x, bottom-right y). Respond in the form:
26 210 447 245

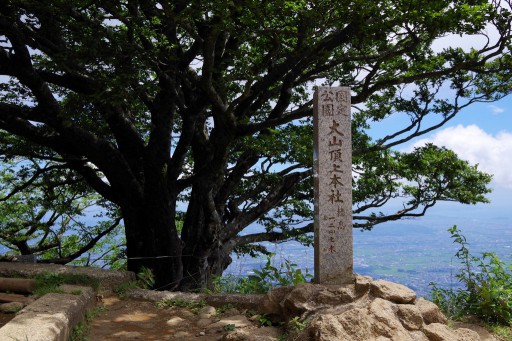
33 272 100 297
70 305 107 341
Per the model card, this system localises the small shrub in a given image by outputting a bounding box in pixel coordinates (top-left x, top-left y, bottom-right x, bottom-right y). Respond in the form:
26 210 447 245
430 226 512 325
288 316 307 332
258 313 273 326
70 306 106 341
210 253 312 294
156 298 206 313
136 266 155 289
223 323 236 331
113 281 139 298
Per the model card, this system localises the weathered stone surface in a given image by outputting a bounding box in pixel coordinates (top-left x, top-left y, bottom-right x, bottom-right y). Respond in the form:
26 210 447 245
166 316 185 327
112 331 144 339
300 314 350 341
454 328 483 341
409 330 431 341
282 279 480 341
337 308 374 340
0 301 24 313
0 286 95 341
369 298 410 339
313 86 353 285
281 283 320 318
333 284 358 303
259 286 291 316
416 298 447 325
221 326 282 341
423 323 479 341
196 318 213 328
453 322 499 341
198 305 216 319
207 314 251 330
173 330 191 338
354 274 372 295
423 323 460 341
370 279 416 304
397 304 424 330
0 262 134 290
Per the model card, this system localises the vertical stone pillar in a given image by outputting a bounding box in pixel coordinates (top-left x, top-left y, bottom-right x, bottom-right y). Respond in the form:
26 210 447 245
313 86 353 285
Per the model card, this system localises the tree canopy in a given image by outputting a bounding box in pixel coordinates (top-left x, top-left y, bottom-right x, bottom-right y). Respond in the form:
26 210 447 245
0 0 510 289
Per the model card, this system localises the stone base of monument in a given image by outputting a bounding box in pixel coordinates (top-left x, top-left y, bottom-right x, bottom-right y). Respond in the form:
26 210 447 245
259 274 486 341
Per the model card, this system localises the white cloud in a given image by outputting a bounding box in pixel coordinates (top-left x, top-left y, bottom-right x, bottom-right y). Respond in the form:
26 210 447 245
406 125 512 188
489 104 505 114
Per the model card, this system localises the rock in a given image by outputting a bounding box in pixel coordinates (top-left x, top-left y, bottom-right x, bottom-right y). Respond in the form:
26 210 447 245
180 310 196 319
259 286 291 317
416 298 447 325
454 328 481 341
370 280 416 304
333 285 358 303
222 307 240 316
423 323 480 341
423 323 459 341
337 308 374 340
207 314 251 330
198 305 216 319
301 314 351 341
354 274 372 295
281 283 319 318
369 298 410 339
166 316 185 327
0 301 24 313
409 330 430 341
112 331 143 339
453 321 498 341
221 326 282 341
316 288 344 306
196 318 213 328
397 304 423 330
173 331 191 338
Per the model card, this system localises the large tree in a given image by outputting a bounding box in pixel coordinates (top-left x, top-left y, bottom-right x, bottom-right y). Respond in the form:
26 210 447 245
0 0 510 290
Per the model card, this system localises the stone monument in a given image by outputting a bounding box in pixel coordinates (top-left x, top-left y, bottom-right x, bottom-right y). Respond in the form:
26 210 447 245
313 86 353 284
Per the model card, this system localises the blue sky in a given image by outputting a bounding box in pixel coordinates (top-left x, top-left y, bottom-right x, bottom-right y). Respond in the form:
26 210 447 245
368 93 512 222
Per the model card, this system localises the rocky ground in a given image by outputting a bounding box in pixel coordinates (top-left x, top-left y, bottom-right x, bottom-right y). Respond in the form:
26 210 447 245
85 276 503 341
86 294 283 340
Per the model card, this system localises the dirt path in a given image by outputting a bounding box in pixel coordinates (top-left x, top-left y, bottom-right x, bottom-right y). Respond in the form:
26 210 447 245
86 294 282 341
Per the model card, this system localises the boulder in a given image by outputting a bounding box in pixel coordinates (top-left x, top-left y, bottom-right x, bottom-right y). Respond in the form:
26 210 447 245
370 280 416 304
221 326 282 341
260 286 291 317
354 274 373 295
337 308 374 340
416 298 447 324
298 314 351 341
397 304 424 330
281 283 321 318
198 305 216 319
206 314 252 331
166 316 186 327
0 301 24 313
257 276 480 341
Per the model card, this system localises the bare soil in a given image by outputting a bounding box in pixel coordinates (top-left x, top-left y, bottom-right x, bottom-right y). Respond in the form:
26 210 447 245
86 294 281 341
0 313 13 328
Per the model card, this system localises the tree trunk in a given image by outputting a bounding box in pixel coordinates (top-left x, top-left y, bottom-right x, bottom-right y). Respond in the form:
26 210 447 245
123 196 183 290
179 186 215 291
179 187 239 290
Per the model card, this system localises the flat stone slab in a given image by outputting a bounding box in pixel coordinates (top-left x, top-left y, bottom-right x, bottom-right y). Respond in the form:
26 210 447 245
0 285 95 341
0 262 135 290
